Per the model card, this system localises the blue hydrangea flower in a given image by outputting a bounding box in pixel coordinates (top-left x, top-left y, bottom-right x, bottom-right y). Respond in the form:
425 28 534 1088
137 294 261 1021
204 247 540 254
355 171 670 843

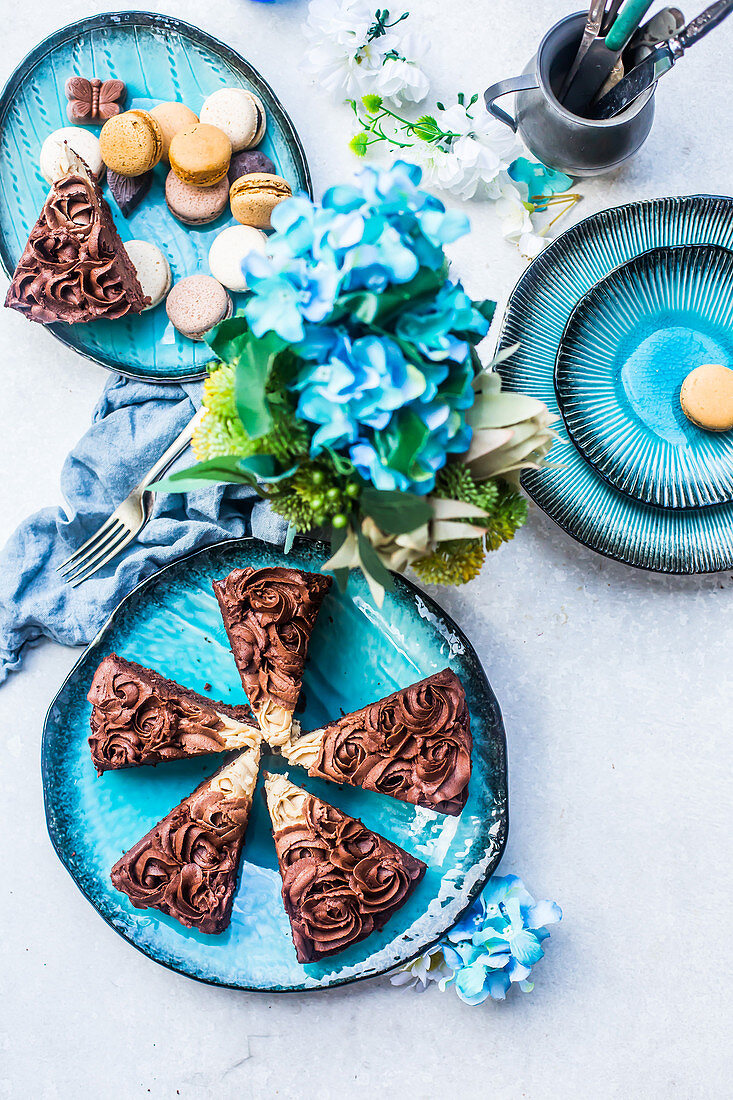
508 157 573 199
392 874 561 1004
395 281 490 363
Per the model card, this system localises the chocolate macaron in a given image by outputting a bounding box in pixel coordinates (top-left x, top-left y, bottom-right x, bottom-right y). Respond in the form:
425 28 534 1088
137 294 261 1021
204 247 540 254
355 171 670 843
227 148 276 185
229 173 292 230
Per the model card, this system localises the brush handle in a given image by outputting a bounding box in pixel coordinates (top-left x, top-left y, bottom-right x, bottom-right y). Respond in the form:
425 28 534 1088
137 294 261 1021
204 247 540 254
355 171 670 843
679 0 733 47
606 0 655 49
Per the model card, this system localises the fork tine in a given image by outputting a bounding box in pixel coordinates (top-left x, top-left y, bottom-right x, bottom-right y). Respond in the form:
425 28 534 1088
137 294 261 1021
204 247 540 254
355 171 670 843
59 520 124 578
64 524 132 586
57 515 120 573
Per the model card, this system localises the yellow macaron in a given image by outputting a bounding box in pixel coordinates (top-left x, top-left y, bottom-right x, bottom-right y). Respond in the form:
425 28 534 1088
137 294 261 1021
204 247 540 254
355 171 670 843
150 102 199 164
229 172 292 229
99 109 163 176
169 123 232 187
680 364 733 432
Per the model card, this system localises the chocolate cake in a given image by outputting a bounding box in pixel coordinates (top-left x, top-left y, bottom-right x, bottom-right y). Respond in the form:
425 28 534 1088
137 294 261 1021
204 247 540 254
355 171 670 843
111 749 259 934
88 653 260 774
212 566 332 746
281 668 472 815
264 774 426 963
5 146 148 324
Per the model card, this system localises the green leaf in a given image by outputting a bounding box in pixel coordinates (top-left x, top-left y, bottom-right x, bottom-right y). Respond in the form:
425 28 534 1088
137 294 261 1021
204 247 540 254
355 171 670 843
327 523 350 592
361 93 383 114
378 409 430 480
349 132 369 157
149 457 260 494
234 330 286 439
360 487 432 535
412 114 440 141
203 313 249 361
357 531 397 594
474 298 497 325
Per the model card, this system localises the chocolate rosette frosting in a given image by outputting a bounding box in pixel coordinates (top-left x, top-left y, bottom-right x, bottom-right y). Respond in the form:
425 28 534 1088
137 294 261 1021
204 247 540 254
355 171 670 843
268 783 426 963
212 566 331 724
308 669 472 816
88 654 258 773
5 162 148 324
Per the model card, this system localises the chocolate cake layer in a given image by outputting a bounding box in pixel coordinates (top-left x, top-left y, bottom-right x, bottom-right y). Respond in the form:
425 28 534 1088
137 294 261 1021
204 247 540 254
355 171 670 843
212 566 331 741
265 775 426 963
5 153 148 324
286 668 472 815
111 752 258 934
88 653 258 774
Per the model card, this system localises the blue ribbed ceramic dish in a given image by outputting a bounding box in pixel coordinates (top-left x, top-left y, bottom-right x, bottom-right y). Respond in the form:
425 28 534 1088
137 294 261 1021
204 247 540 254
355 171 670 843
498 195 733 573
555 244 733 509
0 12 310 382
43 538 507 991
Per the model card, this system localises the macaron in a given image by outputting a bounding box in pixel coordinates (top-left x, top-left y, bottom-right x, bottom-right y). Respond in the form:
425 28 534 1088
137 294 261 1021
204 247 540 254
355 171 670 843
208 224 267 292
200 88 266 152
166 274 232 340
227 148 276 185
99 109 163 176
229 172 292 229
123 240 172 310
169 123 232 187
680 364 733 432
165 171 229 226
40 127 105 183
150 102 199 163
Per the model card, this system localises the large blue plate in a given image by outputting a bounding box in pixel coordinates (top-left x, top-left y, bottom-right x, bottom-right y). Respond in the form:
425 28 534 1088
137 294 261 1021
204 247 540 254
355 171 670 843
498 196 733 573
43 538 507 991
0 12 311 382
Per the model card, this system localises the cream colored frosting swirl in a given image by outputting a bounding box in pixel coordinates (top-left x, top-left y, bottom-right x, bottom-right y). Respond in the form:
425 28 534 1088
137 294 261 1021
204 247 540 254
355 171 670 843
280 727 324 769
256 701 299 747
214 712 262 751
264 773 308 830
211 746 260 802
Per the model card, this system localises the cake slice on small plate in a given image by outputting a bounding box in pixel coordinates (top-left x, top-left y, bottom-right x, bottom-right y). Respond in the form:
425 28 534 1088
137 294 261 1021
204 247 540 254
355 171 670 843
5 145 149 324
264 773 426 963
280 668 472 816
88 653 260 774
111 747 260 934
212 566 331 747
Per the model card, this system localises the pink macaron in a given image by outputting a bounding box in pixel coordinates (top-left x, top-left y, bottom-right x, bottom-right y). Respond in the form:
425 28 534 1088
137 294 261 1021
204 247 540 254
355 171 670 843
166 274 232 340
165 170 229 225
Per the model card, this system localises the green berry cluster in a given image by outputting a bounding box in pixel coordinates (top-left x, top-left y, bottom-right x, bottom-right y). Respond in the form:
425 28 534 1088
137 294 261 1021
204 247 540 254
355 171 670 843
269 465 361 532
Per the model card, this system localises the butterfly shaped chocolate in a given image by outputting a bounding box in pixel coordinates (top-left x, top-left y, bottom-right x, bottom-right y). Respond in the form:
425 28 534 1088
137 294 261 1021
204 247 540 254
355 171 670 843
65 77 126 124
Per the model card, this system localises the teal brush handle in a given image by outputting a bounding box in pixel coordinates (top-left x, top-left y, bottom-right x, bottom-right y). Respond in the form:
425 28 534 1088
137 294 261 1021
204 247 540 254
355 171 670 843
606 0 655 49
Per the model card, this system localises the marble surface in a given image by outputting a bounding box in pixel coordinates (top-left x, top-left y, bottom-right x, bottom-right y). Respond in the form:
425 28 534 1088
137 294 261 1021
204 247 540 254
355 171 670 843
0 1 731 1097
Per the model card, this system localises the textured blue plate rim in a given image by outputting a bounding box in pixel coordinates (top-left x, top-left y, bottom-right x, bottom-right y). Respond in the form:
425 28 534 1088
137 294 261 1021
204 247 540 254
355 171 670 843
0 10 312 384
553 242 733 512
41 536 508 993
496 193 733 575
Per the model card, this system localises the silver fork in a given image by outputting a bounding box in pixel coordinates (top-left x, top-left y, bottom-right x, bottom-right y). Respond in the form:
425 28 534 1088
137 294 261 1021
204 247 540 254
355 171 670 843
58 408 205 587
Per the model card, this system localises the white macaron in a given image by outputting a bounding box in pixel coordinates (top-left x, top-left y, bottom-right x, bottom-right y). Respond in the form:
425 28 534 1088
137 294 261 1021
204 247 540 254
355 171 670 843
208 224 267 292
40 127 105 183
199 88 267 152
123 240 172 310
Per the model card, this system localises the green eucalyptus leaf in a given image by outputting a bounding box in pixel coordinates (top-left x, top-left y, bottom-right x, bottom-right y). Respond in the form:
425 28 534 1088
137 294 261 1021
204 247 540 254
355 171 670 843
234 330 286 439
150 457 260 494
357 531 396 593
360 487 432 535
203 312 249 361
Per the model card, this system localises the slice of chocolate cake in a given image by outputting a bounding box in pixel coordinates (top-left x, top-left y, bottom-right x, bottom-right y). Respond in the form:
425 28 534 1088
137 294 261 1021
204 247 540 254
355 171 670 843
281 668 472 816
212 567 332 747
264 774 426 963
88 653 260 774
111 748 259 934
5 145 148 324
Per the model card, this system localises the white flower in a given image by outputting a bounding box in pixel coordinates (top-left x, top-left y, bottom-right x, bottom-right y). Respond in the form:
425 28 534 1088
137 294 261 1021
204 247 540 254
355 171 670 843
390 948 455 991
491 173 547 259
416 105 518 200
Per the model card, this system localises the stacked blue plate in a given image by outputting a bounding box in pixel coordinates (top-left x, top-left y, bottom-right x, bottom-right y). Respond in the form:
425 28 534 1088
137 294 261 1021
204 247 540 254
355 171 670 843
498 196 733 572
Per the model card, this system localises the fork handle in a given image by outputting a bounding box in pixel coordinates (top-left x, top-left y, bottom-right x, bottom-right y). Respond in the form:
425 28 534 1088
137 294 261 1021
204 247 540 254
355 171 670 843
137 408 206 492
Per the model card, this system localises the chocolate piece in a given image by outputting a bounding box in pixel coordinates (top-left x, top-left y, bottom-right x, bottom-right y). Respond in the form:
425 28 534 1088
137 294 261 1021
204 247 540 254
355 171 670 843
87 653 259 774
107 168 152 217
294 669 472 816
266 777 426 963
111 752 259 934
212 567 331 743
66 77 126 124
5 153 149 324
227 148 276 185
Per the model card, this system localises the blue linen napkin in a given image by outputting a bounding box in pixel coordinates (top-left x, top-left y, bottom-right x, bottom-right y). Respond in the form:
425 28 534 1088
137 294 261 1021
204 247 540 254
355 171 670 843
0 374 287 683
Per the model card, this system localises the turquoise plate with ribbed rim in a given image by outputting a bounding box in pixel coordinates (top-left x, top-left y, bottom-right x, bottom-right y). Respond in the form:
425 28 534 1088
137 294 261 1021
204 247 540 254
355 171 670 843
0 12 310 382
42 538 507 992
498 196 733 573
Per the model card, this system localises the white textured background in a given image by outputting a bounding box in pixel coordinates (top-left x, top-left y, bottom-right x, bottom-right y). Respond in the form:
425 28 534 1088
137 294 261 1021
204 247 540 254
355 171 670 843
1 1 732 1097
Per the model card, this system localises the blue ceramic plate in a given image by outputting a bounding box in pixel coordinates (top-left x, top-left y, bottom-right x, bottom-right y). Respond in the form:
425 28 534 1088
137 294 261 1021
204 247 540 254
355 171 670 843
555 245 733 509
498 195 733 573
0 12 310 382
43 538 507 991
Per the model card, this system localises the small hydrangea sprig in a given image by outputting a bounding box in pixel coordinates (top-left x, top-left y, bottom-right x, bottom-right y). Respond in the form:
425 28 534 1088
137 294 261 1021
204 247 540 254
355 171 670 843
152 162 557 604
391 874 562 1003
303 1 429 105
